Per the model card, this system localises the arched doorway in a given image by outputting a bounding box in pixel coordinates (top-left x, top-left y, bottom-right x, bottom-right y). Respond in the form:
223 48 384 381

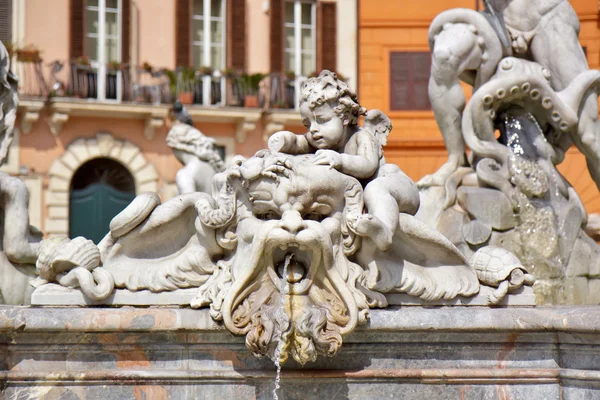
69 158 136 243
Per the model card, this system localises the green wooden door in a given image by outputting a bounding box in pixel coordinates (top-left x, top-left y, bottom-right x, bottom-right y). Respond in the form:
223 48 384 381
69 183 136 243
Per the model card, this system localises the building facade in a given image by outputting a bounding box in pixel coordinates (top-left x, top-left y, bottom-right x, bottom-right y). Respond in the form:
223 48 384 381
3 0 600 242
1 0 357 240
358 0 600 214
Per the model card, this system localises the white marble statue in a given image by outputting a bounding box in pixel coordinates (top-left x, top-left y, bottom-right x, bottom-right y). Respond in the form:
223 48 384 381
419 0 599 188
71 71 531 363
0 41 114 304
414 2 600 304
167 104 225 194
0 41 41 304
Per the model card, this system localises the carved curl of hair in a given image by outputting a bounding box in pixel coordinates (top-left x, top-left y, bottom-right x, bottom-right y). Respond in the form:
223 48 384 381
196 177 237 228
300 70 366 126
166 123 225 172
342 178 364 256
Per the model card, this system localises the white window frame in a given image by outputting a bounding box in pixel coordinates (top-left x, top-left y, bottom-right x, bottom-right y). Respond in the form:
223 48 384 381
85 0 122 101
192 0 226 70
192 0 226 105
284 0 316 78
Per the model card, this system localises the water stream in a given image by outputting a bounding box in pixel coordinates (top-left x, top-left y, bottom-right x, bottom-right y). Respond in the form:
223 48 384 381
272 253 293 400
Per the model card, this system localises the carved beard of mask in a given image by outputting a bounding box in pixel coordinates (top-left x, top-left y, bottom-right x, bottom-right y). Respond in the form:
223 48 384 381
196 156 371 364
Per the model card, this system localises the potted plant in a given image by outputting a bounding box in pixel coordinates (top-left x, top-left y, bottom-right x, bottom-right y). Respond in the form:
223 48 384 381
285 70 296 81
222 68 237 79
75 55 91 66
176 66 196 104
16 44 41 63
198 65 214 77
240 72 265 108
142 61 153 73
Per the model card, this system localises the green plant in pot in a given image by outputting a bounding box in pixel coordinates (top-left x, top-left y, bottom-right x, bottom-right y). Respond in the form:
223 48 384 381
16 44 41 63
239 72 265 108
175 66 196 105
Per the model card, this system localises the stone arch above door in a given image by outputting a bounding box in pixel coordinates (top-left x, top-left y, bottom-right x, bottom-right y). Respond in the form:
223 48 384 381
45 133 158 237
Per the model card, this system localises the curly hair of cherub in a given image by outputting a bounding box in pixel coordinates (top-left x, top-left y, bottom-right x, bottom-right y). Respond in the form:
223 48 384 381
300 70 366 125
166 123 225 172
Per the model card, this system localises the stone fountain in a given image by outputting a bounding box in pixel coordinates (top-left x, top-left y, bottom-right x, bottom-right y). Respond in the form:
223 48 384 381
3 1 600 397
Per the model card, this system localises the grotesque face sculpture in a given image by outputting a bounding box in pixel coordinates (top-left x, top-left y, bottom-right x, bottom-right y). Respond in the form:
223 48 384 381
194 152 372 364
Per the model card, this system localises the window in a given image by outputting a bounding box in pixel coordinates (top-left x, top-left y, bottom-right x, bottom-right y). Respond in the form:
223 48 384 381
84 0 123 100
389 52 432 111
284 0 316 77
85 0 121 64
192 0 225 71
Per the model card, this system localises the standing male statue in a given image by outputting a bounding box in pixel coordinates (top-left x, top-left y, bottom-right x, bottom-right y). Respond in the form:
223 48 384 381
0 41 41 303
419 0 600 189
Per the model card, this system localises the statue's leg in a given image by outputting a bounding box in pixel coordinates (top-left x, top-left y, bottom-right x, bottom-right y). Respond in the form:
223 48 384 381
418 24 484 187
2 174 38 264
351 168 420 251
530 3 600 190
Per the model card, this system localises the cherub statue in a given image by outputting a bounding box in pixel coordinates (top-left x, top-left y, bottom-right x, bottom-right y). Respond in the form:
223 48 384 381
166 107 225 194
418 0 600 188
268 70 419 250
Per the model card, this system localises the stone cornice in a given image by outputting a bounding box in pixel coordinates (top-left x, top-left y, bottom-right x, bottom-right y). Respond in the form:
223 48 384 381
1 306 598 333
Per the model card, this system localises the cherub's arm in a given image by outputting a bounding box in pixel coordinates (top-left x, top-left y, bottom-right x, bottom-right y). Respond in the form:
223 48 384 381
268 130 311 154
314 131 380 179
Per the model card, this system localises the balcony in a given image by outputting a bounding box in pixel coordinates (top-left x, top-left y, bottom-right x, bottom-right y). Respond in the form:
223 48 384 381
13 57 303 109
13 58 305 141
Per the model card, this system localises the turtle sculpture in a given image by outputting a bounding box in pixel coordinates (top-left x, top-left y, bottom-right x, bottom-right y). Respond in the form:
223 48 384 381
471 246 535 304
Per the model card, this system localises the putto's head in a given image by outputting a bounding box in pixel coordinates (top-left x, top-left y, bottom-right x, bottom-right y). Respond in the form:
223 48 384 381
300 71 366 149
300 70 366 127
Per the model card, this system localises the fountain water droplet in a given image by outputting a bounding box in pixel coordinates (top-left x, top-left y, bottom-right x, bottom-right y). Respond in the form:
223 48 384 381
273 253 293 400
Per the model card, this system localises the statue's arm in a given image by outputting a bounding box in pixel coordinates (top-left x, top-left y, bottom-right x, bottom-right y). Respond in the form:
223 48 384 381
1 174 38 264
338 132 380 179
268 131 311 154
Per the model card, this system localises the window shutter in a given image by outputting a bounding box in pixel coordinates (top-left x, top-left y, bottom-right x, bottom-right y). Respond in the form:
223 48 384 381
317 1 336 73
389 51 432 111
0 0 12 43
227 0 246 70
70 0 85 59
270 0 284 72
121 0 130 64
176 0 191 67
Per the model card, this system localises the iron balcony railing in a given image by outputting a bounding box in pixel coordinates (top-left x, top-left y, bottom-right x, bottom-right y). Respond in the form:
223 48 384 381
13 58 302 110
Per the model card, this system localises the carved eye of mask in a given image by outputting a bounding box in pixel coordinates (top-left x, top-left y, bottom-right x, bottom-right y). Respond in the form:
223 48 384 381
304 203 333 222
257 210 281 221
304 212 328 222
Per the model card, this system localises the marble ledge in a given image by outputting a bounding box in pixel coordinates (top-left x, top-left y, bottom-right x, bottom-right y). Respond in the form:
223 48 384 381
0 304 599 334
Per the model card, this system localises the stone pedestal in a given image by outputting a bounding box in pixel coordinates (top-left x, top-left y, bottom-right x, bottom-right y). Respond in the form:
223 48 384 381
1 306 599 399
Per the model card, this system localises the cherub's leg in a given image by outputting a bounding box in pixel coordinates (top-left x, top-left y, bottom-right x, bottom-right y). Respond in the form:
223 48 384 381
349 170 419 251
2 174 38 264
530 3 600 190
418 24 484 188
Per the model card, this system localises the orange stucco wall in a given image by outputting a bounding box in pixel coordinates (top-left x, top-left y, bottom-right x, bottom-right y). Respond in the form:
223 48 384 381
359 0 600 213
